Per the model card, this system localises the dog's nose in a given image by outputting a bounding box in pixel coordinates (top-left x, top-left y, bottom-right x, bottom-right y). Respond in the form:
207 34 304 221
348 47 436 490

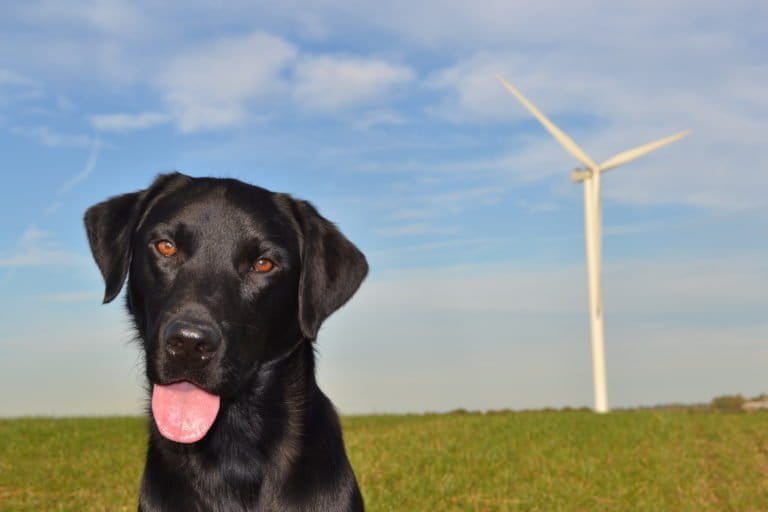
163 320 221 363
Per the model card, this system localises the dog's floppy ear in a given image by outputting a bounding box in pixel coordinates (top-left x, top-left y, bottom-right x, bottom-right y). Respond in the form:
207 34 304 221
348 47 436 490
84 172 189 304
285 199 368 340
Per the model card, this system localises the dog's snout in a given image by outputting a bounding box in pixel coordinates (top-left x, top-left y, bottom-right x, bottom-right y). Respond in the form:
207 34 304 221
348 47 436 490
163 319 221 363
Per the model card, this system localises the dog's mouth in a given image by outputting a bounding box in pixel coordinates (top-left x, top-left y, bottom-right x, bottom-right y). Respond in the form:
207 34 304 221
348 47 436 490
151 381 221 444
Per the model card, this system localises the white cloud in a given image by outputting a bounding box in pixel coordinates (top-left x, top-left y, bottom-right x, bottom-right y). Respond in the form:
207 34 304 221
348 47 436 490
349 181 517 244
376 222 457 238
0 69 36 87
293 55 414 112
10 125 95 148
19 225 46 245
15 0 147 38
353 109 407 130
57 140 101 195
267 1 764 57
90 112 170 132
159 32 297 132
45 201 62 215
0 69 41 110
55 94 76 111
152 34 413 129
0 225 84 267
0 33 140 86
515 198 561 213
427 55 529 123
423 40 767 210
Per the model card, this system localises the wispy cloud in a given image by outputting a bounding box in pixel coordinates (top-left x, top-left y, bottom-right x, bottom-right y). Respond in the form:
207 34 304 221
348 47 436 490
57 140 101 195
515 198 560 213
159 31 297 133
423 38 766 211
293 55 414 112
10 125 96 148
351 136 568 184
353 109 407 130
19 225 46 245
0 68 37 87
55 94 76 111
154 33 416 131
376 222 457 238
15 0 147 38
90 111 169 132
0 140 99 279
0 225 84 268
421 185 505 207
44 200 62 215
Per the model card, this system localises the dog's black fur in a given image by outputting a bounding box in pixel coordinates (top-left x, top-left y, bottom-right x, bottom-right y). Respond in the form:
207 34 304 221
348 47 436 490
84 173 367 511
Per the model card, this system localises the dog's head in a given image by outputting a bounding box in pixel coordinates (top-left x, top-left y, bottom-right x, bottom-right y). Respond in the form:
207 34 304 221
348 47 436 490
84 173 367 442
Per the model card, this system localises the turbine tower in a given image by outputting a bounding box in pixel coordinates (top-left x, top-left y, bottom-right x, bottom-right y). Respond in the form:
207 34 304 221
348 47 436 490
498 76 690 413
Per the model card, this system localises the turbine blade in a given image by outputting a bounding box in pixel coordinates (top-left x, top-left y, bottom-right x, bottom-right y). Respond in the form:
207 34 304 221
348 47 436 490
497 75 597 170
599 130 691 172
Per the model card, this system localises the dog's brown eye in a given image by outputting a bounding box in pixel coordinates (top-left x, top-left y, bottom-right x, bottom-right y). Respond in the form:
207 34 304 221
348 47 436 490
155 240 177 257
253 258 274 273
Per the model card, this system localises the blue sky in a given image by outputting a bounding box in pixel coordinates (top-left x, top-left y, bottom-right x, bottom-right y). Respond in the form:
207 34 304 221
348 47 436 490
0 1 766 415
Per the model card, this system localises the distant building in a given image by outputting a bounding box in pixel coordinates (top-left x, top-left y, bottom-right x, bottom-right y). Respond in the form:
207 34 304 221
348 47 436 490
743 398 768 411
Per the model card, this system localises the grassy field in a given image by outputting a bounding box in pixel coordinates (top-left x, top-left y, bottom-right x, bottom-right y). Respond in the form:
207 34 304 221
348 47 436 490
1 411 767 511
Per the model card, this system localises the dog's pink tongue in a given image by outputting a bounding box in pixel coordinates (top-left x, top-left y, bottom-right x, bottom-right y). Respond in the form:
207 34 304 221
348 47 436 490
151 382 220 444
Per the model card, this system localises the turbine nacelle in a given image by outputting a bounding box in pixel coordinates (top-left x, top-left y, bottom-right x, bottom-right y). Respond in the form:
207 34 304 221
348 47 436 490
571 168 592 182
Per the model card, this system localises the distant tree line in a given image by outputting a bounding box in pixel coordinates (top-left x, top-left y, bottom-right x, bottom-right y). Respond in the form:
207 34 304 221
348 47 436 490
437 393 768 415
711 393 768 413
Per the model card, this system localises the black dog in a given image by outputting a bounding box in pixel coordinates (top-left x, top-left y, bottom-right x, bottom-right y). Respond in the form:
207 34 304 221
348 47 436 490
84 172 368 511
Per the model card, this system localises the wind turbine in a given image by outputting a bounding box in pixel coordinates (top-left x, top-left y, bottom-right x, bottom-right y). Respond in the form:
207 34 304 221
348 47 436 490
497 76 690 413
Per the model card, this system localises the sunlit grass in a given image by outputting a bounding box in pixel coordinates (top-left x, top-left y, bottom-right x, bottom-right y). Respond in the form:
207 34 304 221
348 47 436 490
2 411 767 511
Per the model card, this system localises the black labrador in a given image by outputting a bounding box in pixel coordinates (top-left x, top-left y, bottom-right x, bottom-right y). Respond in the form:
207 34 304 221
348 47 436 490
84 172 368 511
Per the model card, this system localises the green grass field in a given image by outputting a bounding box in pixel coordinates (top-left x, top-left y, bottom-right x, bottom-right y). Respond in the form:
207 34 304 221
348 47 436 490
1 411 767 511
